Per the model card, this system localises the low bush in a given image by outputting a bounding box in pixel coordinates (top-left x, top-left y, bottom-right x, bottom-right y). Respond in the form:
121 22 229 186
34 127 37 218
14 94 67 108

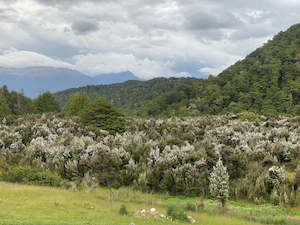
119 204 128 215
184 202 196 212
0 167 62 187
166 205 187 221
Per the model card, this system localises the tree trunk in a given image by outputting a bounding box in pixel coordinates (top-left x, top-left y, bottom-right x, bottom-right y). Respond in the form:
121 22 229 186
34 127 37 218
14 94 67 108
221 199 226 209
109 185 113 204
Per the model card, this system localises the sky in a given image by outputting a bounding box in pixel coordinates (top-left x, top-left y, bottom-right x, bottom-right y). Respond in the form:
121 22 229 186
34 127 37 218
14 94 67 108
0 0 300 79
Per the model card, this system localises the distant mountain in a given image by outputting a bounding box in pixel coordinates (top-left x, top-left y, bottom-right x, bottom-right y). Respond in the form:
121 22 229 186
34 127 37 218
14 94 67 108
93 71 143 84
0 67 141 98
0 67 92 97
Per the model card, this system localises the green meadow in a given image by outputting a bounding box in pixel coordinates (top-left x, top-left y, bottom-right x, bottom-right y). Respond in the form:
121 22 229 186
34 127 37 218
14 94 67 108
0 182 299 225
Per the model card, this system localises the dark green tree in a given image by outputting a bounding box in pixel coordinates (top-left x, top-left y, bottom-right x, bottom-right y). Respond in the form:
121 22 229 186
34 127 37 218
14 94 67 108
81 98 125 134
9 91 33 115
33 92 61 113
90 149 122 203
0 92 11 118
64 92 90 117
0 85 33 116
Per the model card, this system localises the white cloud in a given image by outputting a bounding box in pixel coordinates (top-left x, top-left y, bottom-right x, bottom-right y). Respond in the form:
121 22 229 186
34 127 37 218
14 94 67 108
0 0 300 78
0 49 74 69
73 52 173 78
173 72 192 78
199 66 226 76
0 49 177 78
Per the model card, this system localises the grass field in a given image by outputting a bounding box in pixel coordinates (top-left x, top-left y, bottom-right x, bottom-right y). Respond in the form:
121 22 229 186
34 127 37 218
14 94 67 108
0 182 299 225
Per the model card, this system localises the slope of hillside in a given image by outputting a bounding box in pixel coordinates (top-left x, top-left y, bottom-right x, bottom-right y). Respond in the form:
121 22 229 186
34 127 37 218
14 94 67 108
213 23 300 114
54 77 200 114
138 23 300 117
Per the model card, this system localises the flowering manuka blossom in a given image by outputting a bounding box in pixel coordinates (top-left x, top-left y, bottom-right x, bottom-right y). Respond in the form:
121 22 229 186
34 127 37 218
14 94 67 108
0 113 300 198
268 166 285 190
209 158 229 207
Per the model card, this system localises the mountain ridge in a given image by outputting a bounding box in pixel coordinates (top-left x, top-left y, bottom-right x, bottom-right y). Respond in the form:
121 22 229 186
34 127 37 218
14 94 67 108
0 67 142 97
54 77 201 114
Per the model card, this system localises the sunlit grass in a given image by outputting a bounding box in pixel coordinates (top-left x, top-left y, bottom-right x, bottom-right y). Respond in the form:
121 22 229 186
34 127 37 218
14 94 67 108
0 182 299 225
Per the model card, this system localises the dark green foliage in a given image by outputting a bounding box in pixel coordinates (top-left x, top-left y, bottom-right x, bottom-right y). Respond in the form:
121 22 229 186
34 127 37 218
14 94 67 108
64 92 90 117
184 202 196 212
119 205 128 215
54 77 200 115
137 83 201 117
21 126 34 146
33 92 61 113
0 91 11 118
81 98 125 134
203 23 300 116
89 145 123 187
89 144 123 203
1 167 62 187
166 205 188 221
0 85 33 118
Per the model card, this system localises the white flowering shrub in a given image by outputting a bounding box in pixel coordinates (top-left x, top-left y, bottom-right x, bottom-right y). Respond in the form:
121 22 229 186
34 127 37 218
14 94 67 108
268 166 285 190
209 159 229 207
0 113 299 205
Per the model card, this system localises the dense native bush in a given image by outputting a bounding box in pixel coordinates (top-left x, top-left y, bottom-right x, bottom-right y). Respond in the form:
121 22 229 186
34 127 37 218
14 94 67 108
0 113 300 206
0 167 63 187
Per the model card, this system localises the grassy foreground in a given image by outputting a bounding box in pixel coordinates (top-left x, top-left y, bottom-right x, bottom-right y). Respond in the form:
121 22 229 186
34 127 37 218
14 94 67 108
0 182 299 225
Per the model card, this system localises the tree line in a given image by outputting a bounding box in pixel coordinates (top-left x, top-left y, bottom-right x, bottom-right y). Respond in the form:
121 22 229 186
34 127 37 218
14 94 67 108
0 85 60 118
0 86 125 135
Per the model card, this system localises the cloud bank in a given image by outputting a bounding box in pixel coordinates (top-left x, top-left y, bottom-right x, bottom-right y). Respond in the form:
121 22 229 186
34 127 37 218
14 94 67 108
0 0 299 78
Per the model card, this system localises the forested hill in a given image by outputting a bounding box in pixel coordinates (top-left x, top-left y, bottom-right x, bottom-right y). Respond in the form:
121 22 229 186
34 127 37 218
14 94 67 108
211 23 300 115
54 77 201 114
138 23 300 117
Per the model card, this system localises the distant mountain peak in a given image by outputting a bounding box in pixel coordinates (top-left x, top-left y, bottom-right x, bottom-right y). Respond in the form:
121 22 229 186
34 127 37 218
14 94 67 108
0 67 142 97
